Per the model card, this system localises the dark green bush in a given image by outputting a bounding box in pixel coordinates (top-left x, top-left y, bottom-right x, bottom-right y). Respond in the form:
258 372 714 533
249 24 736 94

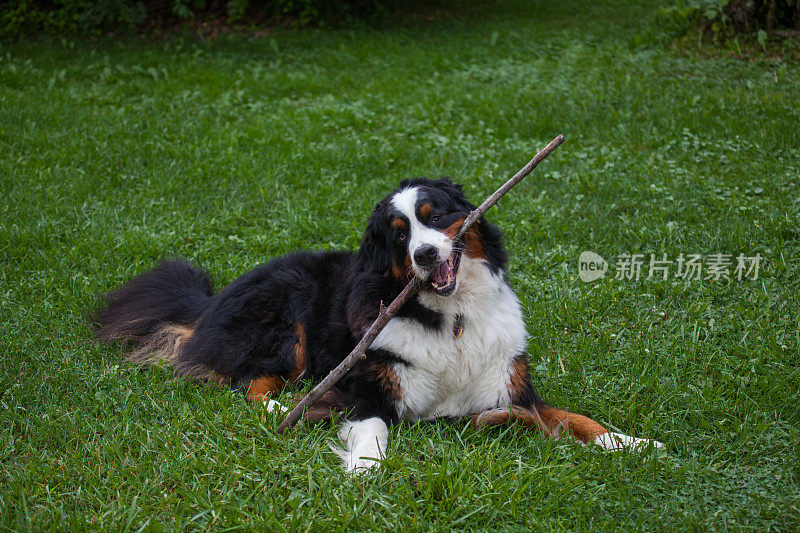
1 0 147 38
0 0 389 40
659 0 800 44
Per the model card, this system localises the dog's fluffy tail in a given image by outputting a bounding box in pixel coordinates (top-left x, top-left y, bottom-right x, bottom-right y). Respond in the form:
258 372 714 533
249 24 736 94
92 259 214 368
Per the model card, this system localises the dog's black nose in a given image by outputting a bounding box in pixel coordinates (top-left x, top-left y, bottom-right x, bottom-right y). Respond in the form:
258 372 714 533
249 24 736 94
414 245 439 267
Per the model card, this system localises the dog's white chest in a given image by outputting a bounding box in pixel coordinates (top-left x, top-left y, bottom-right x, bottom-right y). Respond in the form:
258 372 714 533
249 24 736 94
370 260 527 419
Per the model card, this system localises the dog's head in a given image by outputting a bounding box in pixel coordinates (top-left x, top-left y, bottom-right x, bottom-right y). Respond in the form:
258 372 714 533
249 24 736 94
358 178 506 296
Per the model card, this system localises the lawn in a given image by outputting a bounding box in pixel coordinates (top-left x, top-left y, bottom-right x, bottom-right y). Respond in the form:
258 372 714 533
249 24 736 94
1 0 799 529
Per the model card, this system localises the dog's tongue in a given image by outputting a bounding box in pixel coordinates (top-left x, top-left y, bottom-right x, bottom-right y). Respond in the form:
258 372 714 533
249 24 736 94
430 262 451 286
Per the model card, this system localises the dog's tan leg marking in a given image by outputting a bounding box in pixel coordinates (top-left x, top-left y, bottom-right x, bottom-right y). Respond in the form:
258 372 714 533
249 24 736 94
288 322 307 383
470 406 547 430
470 404 605 442
538 405 664 450
247 323 309 412
536 405 609 443
246 375 289 408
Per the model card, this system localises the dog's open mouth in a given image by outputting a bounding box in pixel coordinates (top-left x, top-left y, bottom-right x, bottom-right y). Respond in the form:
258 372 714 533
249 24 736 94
427 249 462 296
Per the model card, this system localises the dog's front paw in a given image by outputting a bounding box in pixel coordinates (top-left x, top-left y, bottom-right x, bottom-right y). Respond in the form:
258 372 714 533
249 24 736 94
346 456 383 474
330 444 383 474
594 432 664 451
333 418 388 474
263 397 288 413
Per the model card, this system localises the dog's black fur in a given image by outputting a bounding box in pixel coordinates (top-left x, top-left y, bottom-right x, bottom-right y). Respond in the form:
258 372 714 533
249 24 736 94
93 177 640 458
93 178 538 419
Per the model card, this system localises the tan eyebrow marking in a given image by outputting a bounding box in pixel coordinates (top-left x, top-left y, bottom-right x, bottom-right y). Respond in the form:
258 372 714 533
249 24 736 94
391 218 407 230
419 203 432 218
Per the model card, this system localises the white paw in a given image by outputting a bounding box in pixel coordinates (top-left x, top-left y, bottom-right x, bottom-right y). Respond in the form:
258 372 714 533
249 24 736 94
594 432 664 451
330 444 383 474
263 398 288 413
334 418 388 474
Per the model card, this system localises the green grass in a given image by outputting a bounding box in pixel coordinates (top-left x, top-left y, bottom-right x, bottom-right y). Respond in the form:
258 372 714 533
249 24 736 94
2 0 800 529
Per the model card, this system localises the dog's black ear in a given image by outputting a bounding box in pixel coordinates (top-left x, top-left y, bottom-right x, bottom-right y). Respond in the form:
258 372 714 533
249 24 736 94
477 218 508 273
357 201 393 274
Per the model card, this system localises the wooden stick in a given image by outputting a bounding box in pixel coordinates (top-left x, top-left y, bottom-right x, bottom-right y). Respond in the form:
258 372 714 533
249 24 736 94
455 134 565 241
276 133 565 435
276 279 420 434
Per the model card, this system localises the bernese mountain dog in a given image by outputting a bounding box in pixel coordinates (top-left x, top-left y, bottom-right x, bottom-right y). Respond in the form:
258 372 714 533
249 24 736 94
93 177 663 472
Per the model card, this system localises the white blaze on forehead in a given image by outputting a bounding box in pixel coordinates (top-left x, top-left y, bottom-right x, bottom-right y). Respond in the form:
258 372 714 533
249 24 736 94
391 187 452 274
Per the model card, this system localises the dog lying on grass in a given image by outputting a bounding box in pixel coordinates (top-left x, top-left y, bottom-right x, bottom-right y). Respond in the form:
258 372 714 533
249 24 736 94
93 177 663 472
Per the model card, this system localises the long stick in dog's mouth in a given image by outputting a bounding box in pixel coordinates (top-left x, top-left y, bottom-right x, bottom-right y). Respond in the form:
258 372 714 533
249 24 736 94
276 134 566 435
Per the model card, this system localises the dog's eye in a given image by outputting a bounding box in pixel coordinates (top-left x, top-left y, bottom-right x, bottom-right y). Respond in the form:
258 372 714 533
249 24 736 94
431 216 440 223
398 232 407 241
